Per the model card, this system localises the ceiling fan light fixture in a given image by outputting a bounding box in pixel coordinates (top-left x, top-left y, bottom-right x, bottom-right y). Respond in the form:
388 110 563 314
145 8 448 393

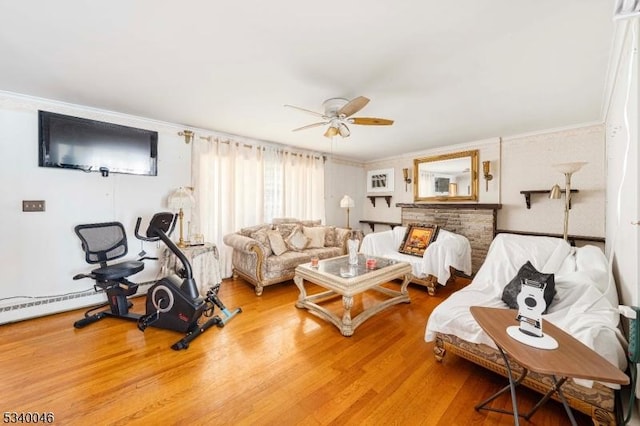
287 95 393 138
324 126 339 138
339 123 350 137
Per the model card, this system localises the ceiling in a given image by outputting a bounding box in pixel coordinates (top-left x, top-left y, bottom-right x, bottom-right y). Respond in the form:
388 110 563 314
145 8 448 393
0 1 617 162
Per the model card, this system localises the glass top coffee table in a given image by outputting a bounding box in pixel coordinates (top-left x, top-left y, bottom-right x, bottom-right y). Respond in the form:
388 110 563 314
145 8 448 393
293 254 412 336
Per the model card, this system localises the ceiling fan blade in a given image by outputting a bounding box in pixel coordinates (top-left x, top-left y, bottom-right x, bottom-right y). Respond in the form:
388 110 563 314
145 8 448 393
338 96 370 117
349 117 394 126
292 122 328 132
284 104 326 118
324 126 339 138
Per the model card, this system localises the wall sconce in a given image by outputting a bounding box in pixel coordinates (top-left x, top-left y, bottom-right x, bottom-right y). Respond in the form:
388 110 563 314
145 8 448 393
402 168 412 191
482 161 493 191
178 130 194 144
448 182 458 196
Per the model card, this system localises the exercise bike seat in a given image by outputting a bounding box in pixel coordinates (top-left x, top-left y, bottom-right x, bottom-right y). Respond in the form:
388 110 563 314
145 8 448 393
74 221 144 284
89 260 144 281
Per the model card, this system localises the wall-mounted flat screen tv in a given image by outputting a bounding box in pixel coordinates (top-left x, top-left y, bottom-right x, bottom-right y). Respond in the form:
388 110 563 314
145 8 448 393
38 111 158 176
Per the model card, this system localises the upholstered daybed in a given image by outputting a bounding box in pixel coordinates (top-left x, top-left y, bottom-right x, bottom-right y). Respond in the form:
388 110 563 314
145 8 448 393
359 226 472 295
425 233 627 425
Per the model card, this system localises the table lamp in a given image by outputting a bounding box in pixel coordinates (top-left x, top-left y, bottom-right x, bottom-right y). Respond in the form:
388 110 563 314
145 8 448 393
340 195 355 229
549 162 587 240
168 187 195 248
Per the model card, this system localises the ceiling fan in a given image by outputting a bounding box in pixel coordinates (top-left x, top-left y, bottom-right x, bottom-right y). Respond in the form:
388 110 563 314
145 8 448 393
284 96 394 138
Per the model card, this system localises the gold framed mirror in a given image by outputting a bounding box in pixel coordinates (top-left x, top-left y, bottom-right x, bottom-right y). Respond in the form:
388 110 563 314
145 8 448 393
413 150 479 202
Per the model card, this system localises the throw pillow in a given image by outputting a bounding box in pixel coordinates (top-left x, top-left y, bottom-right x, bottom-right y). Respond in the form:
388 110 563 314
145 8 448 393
501 261 556 313
324 226 337 247
303 226 326 248
285 227 309 251
276 223 299 239
267 230 288 256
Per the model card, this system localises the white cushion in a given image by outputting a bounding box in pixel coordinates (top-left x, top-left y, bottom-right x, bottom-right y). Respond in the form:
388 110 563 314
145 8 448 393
303 226 326 248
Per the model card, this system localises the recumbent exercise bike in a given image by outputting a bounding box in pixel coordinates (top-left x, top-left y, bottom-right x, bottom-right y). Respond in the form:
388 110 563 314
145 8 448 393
72 212 241 350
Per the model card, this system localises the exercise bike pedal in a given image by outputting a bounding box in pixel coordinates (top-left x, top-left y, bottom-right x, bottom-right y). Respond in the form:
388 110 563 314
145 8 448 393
74 312 106 329
137 310 160 331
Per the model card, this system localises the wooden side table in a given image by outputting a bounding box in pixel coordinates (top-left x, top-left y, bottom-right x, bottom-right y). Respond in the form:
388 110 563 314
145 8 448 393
161 243 222 296
470 306 628 426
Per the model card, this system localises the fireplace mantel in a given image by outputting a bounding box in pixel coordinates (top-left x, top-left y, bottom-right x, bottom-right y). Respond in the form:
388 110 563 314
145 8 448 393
396 203 502 210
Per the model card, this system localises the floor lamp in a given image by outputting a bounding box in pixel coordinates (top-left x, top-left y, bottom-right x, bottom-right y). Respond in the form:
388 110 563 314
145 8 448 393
340 195 354 229
549 162 587 241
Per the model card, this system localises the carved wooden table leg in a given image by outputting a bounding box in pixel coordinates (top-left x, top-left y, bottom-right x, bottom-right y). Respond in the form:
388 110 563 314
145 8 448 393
400 273 411 295
293 276 307 308
341 295 354 336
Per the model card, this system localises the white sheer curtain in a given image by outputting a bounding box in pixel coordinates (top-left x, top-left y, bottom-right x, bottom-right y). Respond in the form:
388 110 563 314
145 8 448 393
282 151 325 221
192 137 325 277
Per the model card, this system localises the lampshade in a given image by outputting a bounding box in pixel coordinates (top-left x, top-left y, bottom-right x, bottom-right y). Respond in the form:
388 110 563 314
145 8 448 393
552 162 587 175
549 184 562 199
168 187 195 210
340 195 354 209
338 123 350 137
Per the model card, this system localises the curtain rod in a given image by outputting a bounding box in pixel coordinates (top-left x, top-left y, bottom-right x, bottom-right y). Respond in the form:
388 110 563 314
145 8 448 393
199 135 325 161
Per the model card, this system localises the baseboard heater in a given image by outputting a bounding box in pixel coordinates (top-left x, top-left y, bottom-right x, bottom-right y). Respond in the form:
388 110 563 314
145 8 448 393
0 281 155 325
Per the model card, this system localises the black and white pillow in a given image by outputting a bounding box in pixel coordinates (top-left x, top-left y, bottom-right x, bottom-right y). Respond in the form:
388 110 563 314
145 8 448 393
501 261 556 313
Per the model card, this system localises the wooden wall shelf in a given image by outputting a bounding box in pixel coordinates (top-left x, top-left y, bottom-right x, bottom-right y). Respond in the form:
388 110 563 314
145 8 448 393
359 220 402 232
396 203 501 210
367 196 392 208
520 189 578 209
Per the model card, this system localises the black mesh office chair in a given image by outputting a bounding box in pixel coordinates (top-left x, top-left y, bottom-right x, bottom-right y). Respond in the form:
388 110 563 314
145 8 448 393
73 221 145 325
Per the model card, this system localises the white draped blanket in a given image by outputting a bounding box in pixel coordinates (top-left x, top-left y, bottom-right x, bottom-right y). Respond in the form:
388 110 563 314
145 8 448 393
359 227 472 284
424 233 627 388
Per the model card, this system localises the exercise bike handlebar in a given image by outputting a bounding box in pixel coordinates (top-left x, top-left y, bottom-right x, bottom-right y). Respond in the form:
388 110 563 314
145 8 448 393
135 213 192 280
134 215 177 242
152 228 193 281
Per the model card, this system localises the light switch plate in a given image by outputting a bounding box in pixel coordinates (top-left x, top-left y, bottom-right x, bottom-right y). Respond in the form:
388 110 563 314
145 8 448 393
22 200 46 212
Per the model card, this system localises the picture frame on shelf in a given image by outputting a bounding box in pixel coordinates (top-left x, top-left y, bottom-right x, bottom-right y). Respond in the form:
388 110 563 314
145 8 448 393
366 168 394 193
398 223 440 257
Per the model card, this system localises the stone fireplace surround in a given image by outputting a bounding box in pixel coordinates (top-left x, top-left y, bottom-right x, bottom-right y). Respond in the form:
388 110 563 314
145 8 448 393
397 203 501 273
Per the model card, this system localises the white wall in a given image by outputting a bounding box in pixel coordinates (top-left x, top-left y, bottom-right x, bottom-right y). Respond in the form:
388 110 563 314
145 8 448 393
606 21 639 308
605 20 639 421
499 124 606 237
0 93 190 323
324 157 365 229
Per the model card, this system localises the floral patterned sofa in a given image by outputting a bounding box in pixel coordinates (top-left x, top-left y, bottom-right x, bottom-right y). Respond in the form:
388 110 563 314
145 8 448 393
223 219 361 295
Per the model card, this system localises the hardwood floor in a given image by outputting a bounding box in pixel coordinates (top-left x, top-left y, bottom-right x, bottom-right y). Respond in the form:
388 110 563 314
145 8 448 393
0 276 593 425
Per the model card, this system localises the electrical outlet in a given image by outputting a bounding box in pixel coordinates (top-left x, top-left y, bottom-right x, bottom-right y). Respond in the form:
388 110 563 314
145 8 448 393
22 200 46 212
